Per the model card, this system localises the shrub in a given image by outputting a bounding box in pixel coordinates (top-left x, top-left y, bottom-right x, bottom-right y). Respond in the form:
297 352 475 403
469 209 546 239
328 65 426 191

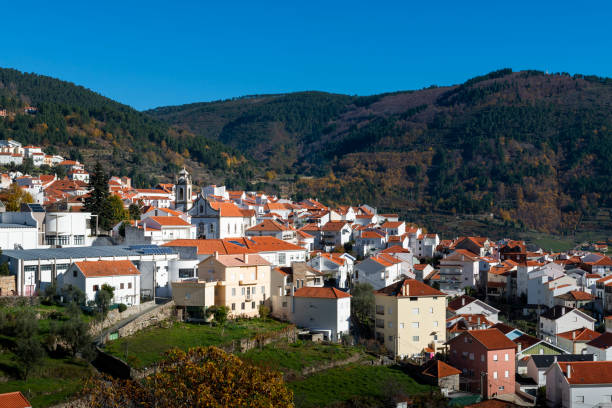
118 303 128 313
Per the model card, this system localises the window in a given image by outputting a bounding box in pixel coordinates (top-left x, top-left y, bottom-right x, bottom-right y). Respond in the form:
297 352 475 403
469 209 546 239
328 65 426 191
429 307 433 313
481 354 485 362
499 386 504 391
376 305 385 315
120 283 124 289
74 235 85 245
179 268 194 278
93 285 99 291
241 303 245 310
493 354 498 361
433 334 438 340
251 301 255 309
231 303 235 310
388 307 392 314
412 322 419 328
388 336 393 342
412 308 419 314
232 288 236 296
261 285 265 295
493 371 498 379
128 282 132 289
433 321 439 327
209 224 214 233
504 370 509 378
279 253 286 264
504 353 509 361
73 270 77 277
412 336 419 342
388 322 393 328
252 287 256 294
241 287 246 295
282 301 288 308
400 323 404 329
575 396 584 403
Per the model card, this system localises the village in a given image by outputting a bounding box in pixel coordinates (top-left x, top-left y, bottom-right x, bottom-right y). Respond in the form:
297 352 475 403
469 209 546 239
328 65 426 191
2 139 612 408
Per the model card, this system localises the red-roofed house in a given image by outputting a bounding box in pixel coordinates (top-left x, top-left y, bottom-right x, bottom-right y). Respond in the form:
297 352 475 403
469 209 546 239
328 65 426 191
307 252 353 288
246 219 297 244
63 260 140 306
439 249 480 293
126 216 196 245
374 278 447 357
290 286 351 342
0 391 31 408
420 359 462 395
447 328 516 398
354 253 407 290
546 361 612 407
556 327 601 354
355 229 387 256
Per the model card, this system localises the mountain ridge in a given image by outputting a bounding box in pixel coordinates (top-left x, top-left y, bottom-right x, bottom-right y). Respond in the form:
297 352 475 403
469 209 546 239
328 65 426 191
147 69 612 233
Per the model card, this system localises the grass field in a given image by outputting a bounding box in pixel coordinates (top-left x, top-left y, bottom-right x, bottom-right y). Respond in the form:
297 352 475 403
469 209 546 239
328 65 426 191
240 340 364 375
289 363 430 408
104 319 290 368
0 349 94 408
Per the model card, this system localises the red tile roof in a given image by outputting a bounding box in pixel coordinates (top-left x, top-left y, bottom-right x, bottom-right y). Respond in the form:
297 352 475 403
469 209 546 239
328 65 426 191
321 221 349 231
247 219 292 232
381 245 411 254
149 216 191 226
375 278 446 297
455 328 517 351
557 361 612 385
421 360 462 379
293 287 350 299
214 254 270 267
361 231 385 239
75 260 139 278
447 295 476 311
0 392 31 408
557 327 601 342
586 331 612 350
381 221 404 229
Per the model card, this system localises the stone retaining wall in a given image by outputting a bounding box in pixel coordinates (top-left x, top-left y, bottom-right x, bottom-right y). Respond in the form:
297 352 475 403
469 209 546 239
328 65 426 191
0 275 16 296
90 301 156 335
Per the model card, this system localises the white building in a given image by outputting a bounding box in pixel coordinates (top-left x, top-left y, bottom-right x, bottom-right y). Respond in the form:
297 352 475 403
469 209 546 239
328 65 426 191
527 354 594 387
62 260 141 306
353 254 404 290
190 198 256 239
447 295 500 323
127 216 196 245
307 252 353 289
546 361 612 408
539 306 596 345
281 286 351 342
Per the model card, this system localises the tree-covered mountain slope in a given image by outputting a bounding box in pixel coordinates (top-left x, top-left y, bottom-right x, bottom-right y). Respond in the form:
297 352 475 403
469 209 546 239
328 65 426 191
0 68 251 187
148 70 612 232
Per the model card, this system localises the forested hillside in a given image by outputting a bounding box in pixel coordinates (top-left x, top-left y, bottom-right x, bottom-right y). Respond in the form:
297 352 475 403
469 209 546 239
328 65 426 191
149 69 612 233
0 68 251 187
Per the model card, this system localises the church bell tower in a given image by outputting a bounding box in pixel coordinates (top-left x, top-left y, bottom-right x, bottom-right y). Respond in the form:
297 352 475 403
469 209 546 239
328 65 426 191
175 167 193 212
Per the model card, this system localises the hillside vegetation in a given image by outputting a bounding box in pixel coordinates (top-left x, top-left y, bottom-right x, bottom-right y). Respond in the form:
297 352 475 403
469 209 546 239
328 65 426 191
149 70 612 233
0 68 251 187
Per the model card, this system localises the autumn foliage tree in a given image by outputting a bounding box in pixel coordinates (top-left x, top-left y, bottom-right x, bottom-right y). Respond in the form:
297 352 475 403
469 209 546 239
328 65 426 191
1 183 34 211
76 346 294 408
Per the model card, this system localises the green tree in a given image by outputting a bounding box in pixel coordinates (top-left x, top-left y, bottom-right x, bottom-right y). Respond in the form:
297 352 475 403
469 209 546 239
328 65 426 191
63 284 87 305
94 283 115 318
58 312 94 359
128 203 141 220
108 194 127 226
83 162 112 232
350 282 375 338
13 337 45 379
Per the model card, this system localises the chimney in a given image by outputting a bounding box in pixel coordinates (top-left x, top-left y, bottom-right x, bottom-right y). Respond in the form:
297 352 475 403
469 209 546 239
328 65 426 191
562 307 565 315
244 253 248 263
517 343 522 354
554 355 557 363
477 317 481 326
567 365 571 379
572 331 576 340
214 251 219 260
462 297 465 306
594 354 598 361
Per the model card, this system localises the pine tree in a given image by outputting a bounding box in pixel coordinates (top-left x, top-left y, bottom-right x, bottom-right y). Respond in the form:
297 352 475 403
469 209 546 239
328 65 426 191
83 162 112 232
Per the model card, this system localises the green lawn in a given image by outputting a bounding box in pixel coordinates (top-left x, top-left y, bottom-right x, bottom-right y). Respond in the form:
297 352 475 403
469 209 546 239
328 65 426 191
528 236 575 252
0 352 94 408
240 340 364 375
103 319 290 368
289 363 430 408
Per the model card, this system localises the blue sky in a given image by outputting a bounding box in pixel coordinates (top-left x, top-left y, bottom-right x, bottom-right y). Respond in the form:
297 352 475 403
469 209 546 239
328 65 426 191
2 1 610 110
